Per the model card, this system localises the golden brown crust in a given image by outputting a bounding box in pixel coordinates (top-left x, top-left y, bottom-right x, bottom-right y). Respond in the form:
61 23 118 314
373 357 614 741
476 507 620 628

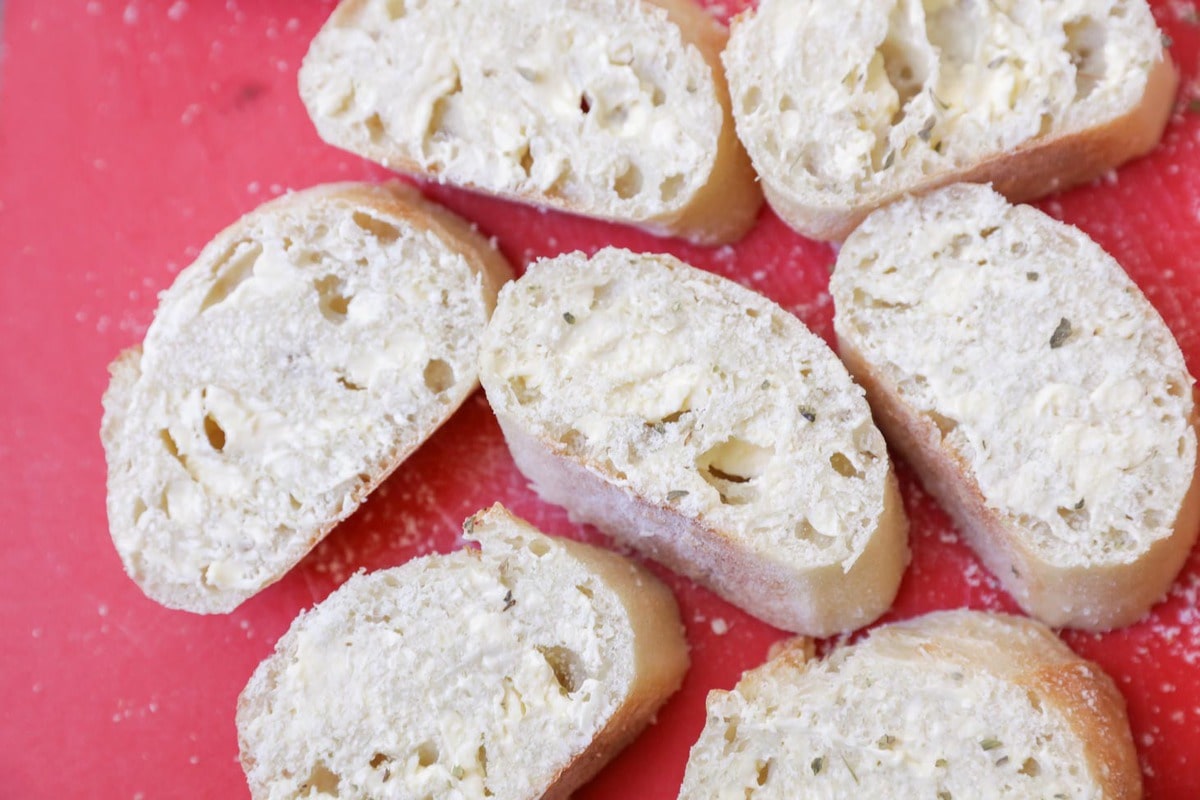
765 56 1179 241
305 0 762 244
493 407 910 637
838 336 1200 630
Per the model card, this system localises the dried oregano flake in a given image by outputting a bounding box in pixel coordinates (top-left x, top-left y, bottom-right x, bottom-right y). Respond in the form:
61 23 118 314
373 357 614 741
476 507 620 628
811 756 824 775
667 490 689 502
562 311 576 324
1049 318 1072 349
980 738 1002 751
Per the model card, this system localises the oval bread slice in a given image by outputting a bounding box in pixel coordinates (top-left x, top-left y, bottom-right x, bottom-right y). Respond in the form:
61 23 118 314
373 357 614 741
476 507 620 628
101 182 513 613
236 503 689 800
298 0 762 244
724 0 1177 241
679 609 1141 799
478 247 909 636
831 183 1200 630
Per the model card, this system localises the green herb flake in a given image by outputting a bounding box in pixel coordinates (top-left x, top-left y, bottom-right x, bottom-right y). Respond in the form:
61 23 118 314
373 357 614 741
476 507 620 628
1049 317 1072 349
882 150 895 170
1026 271 1039 281
451 766 466 780
1074 498 1086 510
1188 98 1200 114
667 490 689 502
464 515 477 534
981 738 1003 752
918 117 936 142
800 406 817 423
935 758 948 768
995 755 1010 767
761 379 771 390
811 756 824 775
987 55 1006 69
939 792 952 800
877 734 896 749
841 755 859 784
562 311 576 324
1163 33 1175 48
502 590 516 611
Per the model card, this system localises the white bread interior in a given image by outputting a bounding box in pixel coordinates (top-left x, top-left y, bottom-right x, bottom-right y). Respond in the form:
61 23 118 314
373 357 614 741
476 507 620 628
236 504 689 800
101 182 513 613
724 0 1177 240
831 183 1200 630
679 609 1141 799
298 0 762 244
479 247 909 636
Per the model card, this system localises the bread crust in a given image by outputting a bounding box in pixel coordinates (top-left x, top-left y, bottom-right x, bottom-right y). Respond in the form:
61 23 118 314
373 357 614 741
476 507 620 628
101 182 513 613
838 337 1200 630
302 0 762 244
734 28 1178 242
492 409 909 637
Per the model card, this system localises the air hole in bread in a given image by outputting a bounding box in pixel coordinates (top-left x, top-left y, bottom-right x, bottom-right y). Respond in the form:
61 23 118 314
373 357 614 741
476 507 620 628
352 211 400 243
660 174 685 203
659 409 687 425
132 497 148 524
288 493 302 511
365 112 385 143
538 645 584 694
1065 17 1107 100
614 164 643 200
755 758 772 786
518 145 534 177
527 537 550 557
724 720 739 743
927 411 958 438
415 740 439 768
314 274 352 322
1166 379 1185 398
300 762 340 795
203 413 226 452
384 0 405 20
576 583 594 598
878 25 926 127
1019 756 1041 777
651 86 666 106
508 375 541 405
830 452 861 478
423 359 454 394
199 241 262 312
337 375 364 392
476 744 489 778
741 86 762 115
369 751 392 771
698 438 773 505
160 428 187 470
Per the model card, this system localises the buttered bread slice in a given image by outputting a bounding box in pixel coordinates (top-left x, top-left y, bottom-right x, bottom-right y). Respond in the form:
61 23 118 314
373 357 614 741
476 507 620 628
679 610 1141 798
299 0 761 244
724 0 1177 240
479 248 909 636
831 183 1200 630
101 183 513 613
237 504 688 800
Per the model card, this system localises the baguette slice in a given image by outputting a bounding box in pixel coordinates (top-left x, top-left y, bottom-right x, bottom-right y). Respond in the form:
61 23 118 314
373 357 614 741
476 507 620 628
831 183 1200 630
723 0 1178 241
237 503 688 800
679 609 1141 799
298 0 761 244
101 182 513 614
478 247 909 636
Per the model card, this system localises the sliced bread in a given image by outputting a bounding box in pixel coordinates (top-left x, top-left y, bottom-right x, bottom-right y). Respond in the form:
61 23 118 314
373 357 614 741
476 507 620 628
236 503 689 800
101 182 513 613
478 247 909 636
830 183 1200 630
679 609 1141 799
298 0 761 244
724 0 1178 240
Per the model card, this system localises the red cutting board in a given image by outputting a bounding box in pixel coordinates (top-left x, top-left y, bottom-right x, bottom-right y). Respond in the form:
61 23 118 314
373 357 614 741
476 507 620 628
5 1 1200 797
